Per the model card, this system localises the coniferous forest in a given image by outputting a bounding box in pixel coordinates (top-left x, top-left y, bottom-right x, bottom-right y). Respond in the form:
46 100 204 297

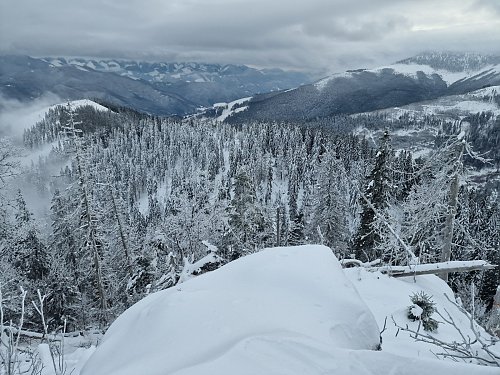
1 102 498 333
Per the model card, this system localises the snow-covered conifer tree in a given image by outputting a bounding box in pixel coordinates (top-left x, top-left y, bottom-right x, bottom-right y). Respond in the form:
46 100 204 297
353 130 394 262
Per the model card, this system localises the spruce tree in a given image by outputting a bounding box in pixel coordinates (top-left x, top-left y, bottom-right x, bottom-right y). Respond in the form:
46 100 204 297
313 151 350 255
12 191 49 282
227 169 267 258
353 130 393 262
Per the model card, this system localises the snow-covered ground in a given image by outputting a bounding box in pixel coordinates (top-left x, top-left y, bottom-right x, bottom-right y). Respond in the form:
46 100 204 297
314 71 353 91
346 267 499 363
385 63 469 85
69 245 499 375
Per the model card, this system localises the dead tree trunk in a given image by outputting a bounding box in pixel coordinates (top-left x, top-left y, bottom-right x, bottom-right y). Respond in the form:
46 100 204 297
109 188 133 277
440 142 464 281
276 206 281 247
66 106 108 324
76 150 108 321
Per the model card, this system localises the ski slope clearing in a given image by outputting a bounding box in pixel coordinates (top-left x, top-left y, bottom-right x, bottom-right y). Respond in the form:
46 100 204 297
214 97 251 121
80 245 498 375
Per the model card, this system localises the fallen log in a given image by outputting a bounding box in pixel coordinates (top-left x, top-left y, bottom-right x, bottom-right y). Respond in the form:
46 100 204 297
369 260 496 278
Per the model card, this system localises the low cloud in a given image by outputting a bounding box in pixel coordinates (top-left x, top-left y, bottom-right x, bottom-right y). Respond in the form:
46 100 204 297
475 0 500 14
0 0 499 73
0 93 62 141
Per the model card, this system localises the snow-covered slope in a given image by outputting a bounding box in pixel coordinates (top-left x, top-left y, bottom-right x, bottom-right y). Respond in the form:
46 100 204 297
80 245 498 375
214 97 252 121
315 60 500 92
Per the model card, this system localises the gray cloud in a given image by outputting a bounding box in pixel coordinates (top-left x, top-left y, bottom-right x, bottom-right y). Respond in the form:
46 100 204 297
475 0 500 14
1 0 499 74
0 93 62 140
302 15 411 41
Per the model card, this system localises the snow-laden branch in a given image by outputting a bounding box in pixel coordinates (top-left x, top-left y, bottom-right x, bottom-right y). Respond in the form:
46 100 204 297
340 258 381 268
177 243 222 284
392 293 500 367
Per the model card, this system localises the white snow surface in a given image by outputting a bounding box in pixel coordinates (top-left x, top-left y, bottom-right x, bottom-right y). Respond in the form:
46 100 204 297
54 99 108 113
316 62 500 90
81 245 498 375
345 268 500 368
215 97 252 121
314 71 353 90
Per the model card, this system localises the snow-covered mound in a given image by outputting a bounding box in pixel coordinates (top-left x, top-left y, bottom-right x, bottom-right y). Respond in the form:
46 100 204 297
81 245 498 375
82 245 380 375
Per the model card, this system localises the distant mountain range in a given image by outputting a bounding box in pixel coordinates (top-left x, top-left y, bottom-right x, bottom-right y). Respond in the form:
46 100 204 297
2 52 500 122
224 51 500 122
0 55 312 115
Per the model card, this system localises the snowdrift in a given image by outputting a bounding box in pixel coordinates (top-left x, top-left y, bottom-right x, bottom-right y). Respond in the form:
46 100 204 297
81 245 498 375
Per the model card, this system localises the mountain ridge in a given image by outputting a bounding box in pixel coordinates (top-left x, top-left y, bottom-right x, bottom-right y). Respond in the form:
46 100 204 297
224 52 500 123
0 55 312 115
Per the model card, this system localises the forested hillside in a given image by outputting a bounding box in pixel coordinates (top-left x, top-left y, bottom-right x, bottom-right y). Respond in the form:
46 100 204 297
226 52 500 122
0 102 498 334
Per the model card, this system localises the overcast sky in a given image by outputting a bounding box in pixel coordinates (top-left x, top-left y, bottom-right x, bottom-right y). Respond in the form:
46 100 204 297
1 0 499 74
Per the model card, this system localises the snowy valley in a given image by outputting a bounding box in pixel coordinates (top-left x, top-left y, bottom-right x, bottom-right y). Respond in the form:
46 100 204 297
1 51 500 375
